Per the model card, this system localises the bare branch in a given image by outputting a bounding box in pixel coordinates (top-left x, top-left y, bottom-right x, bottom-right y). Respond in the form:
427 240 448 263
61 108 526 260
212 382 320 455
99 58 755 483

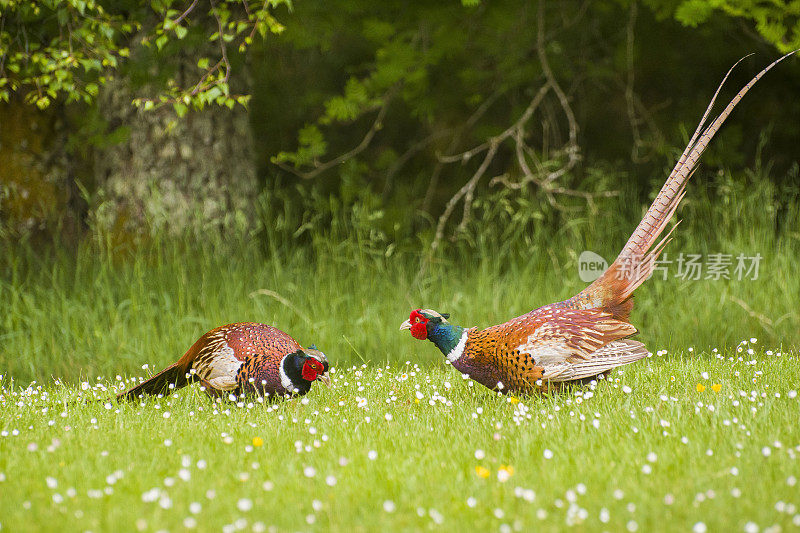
431 89 506 165
427 83 551 252
174 0 200 26
431 141 499 252
424 0 612 255
436 141 492 164
546 0 591 39
491 126 616 213
457 141 500 233
383 128 453 199
274 86 398 180
421 91 507 211
536 0 579 182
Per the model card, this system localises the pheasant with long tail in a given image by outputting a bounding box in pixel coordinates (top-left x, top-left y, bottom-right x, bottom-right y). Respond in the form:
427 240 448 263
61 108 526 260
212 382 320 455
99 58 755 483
401 52 796 394
118 323 330 401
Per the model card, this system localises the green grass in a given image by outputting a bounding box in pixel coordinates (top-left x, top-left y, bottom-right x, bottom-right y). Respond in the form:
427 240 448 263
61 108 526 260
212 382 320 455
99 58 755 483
1 202 798 383
1 166 799 531
1 349 799 532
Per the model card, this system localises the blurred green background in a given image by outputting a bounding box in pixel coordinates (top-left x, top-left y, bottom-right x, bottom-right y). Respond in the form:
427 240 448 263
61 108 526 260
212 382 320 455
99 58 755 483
1 0 799 382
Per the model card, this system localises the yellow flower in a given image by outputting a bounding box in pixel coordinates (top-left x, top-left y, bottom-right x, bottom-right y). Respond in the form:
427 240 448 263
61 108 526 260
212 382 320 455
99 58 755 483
414 398 420 404
711 383 722 393
252 437 264 447
508 397 520 404
475 466 490 479
696 383 706 392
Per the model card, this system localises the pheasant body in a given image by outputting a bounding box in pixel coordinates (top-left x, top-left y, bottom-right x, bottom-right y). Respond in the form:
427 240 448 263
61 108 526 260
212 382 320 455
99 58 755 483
118 322 329 401
420 305 644 392
403 52 796 394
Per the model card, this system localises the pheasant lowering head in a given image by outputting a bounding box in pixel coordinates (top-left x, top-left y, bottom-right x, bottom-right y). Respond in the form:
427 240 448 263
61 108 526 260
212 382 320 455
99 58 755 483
232 342 331 397
116 323 331 401
291 347 331 387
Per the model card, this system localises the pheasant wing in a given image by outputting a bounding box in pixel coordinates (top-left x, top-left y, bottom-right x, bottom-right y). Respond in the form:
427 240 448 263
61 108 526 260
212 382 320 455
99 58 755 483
499 307 643 383
543 339 649 382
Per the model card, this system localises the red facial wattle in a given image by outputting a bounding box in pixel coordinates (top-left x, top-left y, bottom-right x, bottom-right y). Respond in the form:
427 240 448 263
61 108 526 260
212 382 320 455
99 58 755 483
408 309 429 340
302 360 323 381
410 322 428 339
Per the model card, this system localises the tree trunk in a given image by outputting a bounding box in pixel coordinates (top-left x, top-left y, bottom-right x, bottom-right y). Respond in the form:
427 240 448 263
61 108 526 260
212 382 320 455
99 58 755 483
91 77 258 239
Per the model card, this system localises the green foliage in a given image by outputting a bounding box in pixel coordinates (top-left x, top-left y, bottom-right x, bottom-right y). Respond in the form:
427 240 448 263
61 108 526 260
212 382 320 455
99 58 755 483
3 0 799 251
323 78 371 122
133 0 289 112
668 0 800 52
274 124 328 167
0 0 133 107
0 0 289 111
255 0 800 240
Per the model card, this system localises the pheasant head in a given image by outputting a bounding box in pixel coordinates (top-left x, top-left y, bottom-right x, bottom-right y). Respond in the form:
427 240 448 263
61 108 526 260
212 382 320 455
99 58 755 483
400 309 466 357
282 347 331 393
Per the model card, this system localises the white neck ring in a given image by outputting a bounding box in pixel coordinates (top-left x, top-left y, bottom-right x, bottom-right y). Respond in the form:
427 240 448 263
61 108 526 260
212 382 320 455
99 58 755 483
279 356 295 391
445 330 469 363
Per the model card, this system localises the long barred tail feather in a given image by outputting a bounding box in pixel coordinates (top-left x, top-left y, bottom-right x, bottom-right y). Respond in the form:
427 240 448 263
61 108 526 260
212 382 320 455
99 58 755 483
116 362 194 401
115 325 220 401
569 50 798 318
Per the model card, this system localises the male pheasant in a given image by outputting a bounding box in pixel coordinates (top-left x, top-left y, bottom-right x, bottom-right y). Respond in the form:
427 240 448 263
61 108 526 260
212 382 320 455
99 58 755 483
401 52 796 394
117 323 330 401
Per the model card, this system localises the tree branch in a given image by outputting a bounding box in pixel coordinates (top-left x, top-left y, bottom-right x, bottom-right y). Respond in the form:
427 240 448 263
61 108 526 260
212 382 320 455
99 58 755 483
382 128 453 199
422 89 506 213
431 141 499 252
174 0 200 25
273 86 398 180
427 83 551 252
424 0 615 255
536 0 579 183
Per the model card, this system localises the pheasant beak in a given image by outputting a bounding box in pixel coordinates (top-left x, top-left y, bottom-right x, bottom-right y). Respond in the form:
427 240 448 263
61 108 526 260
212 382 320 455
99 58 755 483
318 372 331 386
399 319 412 331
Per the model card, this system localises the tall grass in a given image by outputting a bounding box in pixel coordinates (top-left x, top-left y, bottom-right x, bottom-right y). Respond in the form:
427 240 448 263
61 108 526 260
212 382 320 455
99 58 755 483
1 167 798 383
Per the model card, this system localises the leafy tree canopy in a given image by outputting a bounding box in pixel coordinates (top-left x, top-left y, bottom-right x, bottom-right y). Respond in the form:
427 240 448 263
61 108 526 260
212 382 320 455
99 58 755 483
649 0 800 53
0 0 289 114
1 0 797 115
2 0 798 247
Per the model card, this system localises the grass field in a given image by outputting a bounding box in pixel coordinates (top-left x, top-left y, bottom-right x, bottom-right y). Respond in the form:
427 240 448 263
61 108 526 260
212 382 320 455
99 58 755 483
1 169 799 531
1 346 799 532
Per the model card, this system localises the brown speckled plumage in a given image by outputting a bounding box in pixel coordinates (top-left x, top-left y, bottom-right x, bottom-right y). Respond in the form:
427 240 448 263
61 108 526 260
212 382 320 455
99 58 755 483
450 306 642 393
118 322 323 401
